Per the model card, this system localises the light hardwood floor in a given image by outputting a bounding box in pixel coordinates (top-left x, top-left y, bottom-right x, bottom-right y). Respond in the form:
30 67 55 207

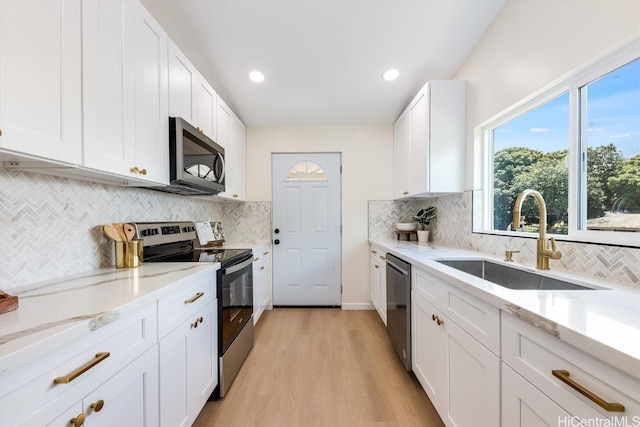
194 308 444 427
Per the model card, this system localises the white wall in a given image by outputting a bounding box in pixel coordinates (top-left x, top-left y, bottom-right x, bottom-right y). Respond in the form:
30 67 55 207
246 125 393 307
457 0 640 189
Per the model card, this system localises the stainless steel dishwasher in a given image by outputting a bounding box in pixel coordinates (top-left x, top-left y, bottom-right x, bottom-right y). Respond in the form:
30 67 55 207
386 253 411 371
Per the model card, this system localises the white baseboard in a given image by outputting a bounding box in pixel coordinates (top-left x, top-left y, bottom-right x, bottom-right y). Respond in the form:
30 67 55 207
341 303 375 310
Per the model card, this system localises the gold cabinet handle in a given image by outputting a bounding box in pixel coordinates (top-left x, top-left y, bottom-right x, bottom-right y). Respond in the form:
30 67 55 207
371 250 378 254
380 256 386 260
0 129 3 136
70 413 86 427
130 166 139 174
263 251 269 256
374 265 379 269
260 266 265 270
552 370 625 412
184 291 204 304
233 194 239 198
140 168 147 176
431 314 444 326
91 399 105 412
191 316 204 329
253 257 260 262
403 191 409 195
54 352 110 384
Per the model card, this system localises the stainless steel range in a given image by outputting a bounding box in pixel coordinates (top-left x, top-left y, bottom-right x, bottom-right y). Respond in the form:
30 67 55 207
130 221 254 398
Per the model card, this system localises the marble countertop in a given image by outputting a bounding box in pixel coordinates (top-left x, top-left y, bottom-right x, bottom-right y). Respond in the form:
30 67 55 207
0 263 219 374
370 239 640 379
0 240 271 374
221 240 271 251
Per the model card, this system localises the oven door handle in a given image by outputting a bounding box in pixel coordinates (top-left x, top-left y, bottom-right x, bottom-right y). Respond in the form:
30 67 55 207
224 257 253 274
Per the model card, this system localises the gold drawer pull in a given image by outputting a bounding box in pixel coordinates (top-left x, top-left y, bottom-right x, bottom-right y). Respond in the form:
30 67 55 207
54 352 110 384
184 292 204 304
374 265 379 269
380 256 386 260
263 251 269 256
70 413 86 427
552 370 625 412
91 399 105 412
254 257 260 262
371 250 377 254
260 266 265 270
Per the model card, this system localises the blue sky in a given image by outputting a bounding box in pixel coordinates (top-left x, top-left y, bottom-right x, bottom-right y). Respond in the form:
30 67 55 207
494 58 640 159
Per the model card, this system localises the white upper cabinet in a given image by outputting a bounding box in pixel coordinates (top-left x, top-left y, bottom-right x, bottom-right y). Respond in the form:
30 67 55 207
82 0 136 178
394 80 466 199
168 39 197 125
393 110 410 199
0 0 82 164
132 0 169 184
195 77 218 140
82 0 169 185
216 96 246 201
168 39 217 141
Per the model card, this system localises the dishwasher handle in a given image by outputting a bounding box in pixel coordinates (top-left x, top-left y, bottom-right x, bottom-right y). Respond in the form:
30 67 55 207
387 259 409 276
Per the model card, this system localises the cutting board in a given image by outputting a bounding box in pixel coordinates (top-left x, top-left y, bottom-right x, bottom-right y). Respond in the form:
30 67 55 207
0 290 18 314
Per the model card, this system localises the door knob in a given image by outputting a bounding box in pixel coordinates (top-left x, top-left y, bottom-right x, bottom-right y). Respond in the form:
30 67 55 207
274 239 280 245
274 229 280 234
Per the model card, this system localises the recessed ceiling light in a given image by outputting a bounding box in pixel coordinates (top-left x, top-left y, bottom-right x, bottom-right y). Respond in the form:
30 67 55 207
382 69 399 81
249 71 265 83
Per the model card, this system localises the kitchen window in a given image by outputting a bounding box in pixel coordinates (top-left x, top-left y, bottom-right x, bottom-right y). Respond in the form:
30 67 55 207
475 41 640 247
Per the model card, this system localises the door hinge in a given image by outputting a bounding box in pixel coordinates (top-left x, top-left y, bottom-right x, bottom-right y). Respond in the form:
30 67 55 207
340 165 342 174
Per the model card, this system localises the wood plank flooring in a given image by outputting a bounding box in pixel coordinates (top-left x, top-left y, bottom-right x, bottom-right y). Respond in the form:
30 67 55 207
194 308 444 427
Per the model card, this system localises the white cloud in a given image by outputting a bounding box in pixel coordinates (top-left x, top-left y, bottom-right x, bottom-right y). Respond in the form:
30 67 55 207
530 127 551 133
609 133 631 139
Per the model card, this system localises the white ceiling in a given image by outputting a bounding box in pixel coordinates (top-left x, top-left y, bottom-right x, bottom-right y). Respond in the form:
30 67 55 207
141 0 505 125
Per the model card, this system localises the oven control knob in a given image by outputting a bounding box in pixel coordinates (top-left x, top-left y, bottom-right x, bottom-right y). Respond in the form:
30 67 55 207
274 229 280 234
274 239 280 245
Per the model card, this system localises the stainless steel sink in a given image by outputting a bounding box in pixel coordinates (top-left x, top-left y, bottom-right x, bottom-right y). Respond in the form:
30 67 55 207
436 259 598 291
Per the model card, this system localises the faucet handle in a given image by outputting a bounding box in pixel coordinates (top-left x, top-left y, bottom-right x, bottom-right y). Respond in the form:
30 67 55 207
504 250 520 262
548 238 562 260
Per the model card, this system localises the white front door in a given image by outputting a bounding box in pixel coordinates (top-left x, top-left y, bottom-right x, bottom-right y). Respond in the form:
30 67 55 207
272 153 341 306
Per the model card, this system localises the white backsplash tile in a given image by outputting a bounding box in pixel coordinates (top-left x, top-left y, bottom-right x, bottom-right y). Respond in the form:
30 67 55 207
369 192 640 288
0 169 271 290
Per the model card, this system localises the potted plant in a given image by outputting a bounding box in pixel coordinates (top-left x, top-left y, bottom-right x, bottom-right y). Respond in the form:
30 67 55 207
411 206 437 244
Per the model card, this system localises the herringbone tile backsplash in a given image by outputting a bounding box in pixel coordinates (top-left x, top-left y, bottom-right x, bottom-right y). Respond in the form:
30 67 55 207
0 169 270 290
369 192 640 288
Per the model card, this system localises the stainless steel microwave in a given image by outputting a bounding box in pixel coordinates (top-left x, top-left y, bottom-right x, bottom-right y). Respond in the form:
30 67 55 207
159 117 225 196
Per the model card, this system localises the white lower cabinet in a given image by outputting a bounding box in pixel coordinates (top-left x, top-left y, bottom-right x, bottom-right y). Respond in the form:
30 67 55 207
1 303 159 427
502 362 570 427
18 347 159 427
369 245 387 325
253 245 272 325
159 300 218 427
412 290 500 427
502 313 640 424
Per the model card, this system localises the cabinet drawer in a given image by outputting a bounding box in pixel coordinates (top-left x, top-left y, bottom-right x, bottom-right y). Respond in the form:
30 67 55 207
502 313 640 419
158 269 215 338
0 303 157 425
413 266 500 355
252 246 272 263
370 245 387 263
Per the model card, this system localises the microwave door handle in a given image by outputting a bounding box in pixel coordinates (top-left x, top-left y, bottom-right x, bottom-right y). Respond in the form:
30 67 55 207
217 153 225 184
